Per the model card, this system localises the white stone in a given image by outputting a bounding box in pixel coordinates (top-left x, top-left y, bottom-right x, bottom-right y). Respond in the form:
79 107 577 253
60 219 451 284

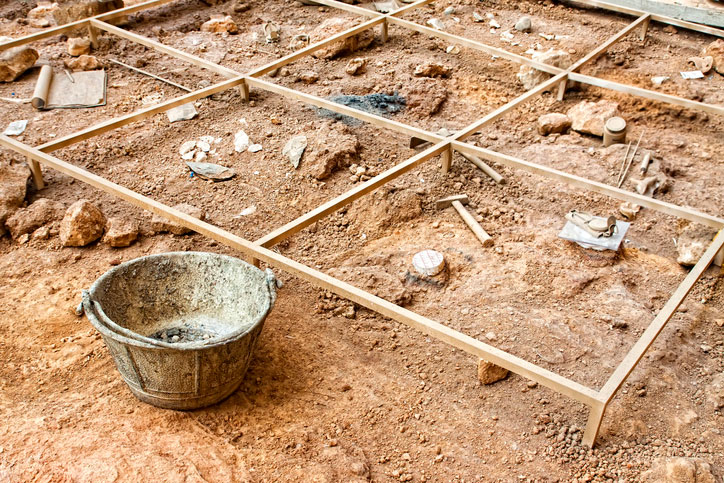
167 103 197 123
197 140 211 152
283 135 307 168
234 130 250 152
248 144 263 153
179 140 196 156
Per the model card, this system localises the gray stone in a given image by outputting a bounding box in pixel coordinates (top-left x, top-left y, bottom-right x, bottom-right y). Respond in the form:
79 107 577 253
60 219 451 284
283 135 307 169
60 200 106 247
0 47 39 83
514 16 532 32
567 100 620 137
186 161 235 181
167 104 198 123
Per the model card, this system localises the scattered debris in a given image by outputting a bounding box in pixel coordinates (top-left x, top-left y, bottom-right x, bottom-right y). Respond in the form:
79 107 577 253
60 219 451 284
5 198 63 240
413 62 452 78
167 103 197 123
59 200 106 247
651 75 669 86
517 49 572 90
236 205 257 217
473 12 484 23
427 18 445 30
445 45 460 55
567 100 620 137
514 16 532 33
704 39 724 75
28 2 59 28
305 122 359 180
311 18 374 59
151 203 204 235
680 70 704 80
436 194 493 247
234 130 250 152
65 54 101 71
345 57 367 76
688 56 713 74
489 18 501 29
3 120 27 136
477 359 509 385
0 47 39 82
103 217 139 248
186 161 235 181
537 113 571 136
412 249 445 277
67 37 90 57
443 6 455 15
201 15 239 34
283 135 307 168
262 21 280 43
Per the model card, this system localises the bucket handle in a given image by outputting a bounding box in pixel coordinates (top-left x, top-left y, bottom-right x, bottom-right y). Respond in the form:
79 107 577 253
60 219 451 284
265 268 277 307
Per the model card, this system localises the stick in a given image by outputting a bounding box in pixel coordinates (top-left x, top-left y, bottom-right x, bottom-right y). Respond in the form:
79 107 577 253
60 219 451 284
452 200 493 247
616 141 632 187
618 130 645 189
108 58 192 92
459 152 504 184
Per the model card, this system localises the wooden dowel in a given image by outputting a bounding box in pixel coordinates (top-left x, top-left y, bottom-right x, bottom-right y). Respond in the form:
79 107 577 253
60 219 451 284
452 200 493 247
459 152 504 184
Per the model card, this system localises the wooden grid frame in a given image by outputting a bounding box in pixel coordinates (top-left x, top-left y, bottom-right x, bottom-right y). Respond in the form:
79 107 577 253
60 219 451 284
1 0 723 447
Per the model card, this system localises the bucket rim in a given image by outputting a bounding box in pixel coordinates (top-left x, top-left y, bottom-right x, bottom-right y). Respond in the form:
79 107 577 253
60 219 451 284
84 251 275 350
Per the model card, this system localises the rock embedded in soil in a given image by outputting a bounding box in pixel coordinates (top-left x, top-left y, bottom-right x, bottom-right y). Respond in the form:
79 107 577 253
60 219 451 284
345 57 366 76
67 37 90 57
0 47 39 83
514 16 532 32
64 54 100 71
306 122 360 180
537 113 571 135
59 200 106 247
6 198 64 240
151 203 205 235
402 78 447 116
27 2 59 28
707 373 724 410
52 0 124 25
298 71 319 84
311 18 374 59
167 103 197 123
283 135 307 168
477 359 509 385
103 217 139 248
0 161 30 236
640 457 717 483
200 15 238 34
517 49 571 90
567 100 619 137
676 224 714 267
705 39 724 75
413 62 452 78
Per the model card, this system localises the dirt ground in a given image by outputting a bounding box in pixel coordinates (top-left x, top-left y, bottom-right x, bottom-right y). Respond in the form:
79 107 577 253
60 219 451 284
1 0 724 481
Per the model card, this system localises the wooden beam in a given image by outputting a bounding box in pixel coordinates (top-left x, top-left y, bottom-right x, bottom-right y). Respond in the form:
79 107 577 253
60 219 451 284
245 76 441 142
256 142 448 248
0 133 601 409
599 231 724 402
27 157 45 189
0 0 177 51
37 77 244 153
90 19 240 78
570 72 724 117
582 401 607 447
389 0 436 17
451 141 724 229
299 0 381 18
569 14 651 72
441 146 452 174
248 17 384 78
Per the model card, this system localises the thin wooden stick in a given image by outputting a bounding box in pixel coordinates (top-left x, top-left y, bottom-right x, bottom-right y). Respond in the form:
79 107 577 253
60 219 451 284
616 141 633 187
618 130 644 189
108 58 191 92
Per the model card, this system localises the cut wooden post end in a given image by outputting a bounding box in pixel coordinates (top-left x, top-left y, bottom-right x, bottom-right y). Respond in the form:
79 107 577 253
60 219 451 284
582 402 606 448
88 23 99 49
27 157 45 189
240 80 250 102
441 147 452 174
640 16 651 42
556 79 567 101
381 19 389 42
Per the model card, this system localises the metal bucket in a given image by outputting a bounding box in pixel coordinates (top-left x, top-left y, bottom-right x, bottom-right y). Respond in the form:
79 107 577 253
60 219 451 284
82 252 276 410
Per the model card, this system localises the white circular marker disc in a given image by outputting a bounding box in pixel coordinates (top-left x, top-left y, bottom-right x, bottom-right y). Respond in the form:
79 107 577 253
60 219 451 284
412 249 446 277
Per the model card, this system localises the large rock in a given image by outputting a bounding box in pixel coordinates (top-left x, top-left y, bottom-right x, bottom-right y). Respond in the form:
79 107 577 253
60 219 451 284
27 2 59 28
306 122 360 180
567 100 620 137
676 224 715 267
5 198 64 240
200 15 238 34
52 0 124 25
705 39 724 76
0 47 39 83
64 54 100 71
517 49 572 90
477 359 509 385
67 37 91 57
59 200 106 246
151 203 204 235
537 113 571 135
311 18 375 60
402 78 448 117
0 161 29 236
103 216 138 247
640 457 717 483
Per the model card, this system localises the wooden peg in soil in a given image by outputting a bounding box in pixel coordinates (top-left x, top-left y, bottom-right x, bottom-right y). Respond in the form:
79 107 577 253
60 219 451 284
436 194 493 247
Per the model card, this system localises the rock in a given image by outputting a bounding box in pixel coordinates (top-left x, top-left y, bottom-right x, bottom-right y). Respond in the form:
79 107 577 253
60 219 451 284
427 18 445 30
67 37 90 57
706 373 724 410
200 15 238 34
299 71 319 84
167 103 197 123
103 217 138 247
477 359 509 385
248 144 262 153
663 25 678 34
0 47 39 82
283 135 307 168
704 39 724 75
567 100 620 137
402 78 448 116
64 54 100 71
151 203 204 235
28 2 59 28
0 161 29 236
5 198 64 239
688 56 713 74
537 113 571 135
311 18 374 59
514 16 532 32
345 57 366 76
640 457 716 483
52 0 124 25
186 161 235 181
413 62 452 78
179 140 196 156
516 49 572 90
234 130 250 152
306 122 360 180
3 120 27 137
676 224 715 267
59 200 106 247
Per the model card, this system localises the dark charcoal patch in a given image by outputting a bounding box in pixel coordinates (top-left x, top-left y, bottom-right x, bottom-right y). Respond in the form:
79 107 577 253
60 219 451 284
317 93 406 125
